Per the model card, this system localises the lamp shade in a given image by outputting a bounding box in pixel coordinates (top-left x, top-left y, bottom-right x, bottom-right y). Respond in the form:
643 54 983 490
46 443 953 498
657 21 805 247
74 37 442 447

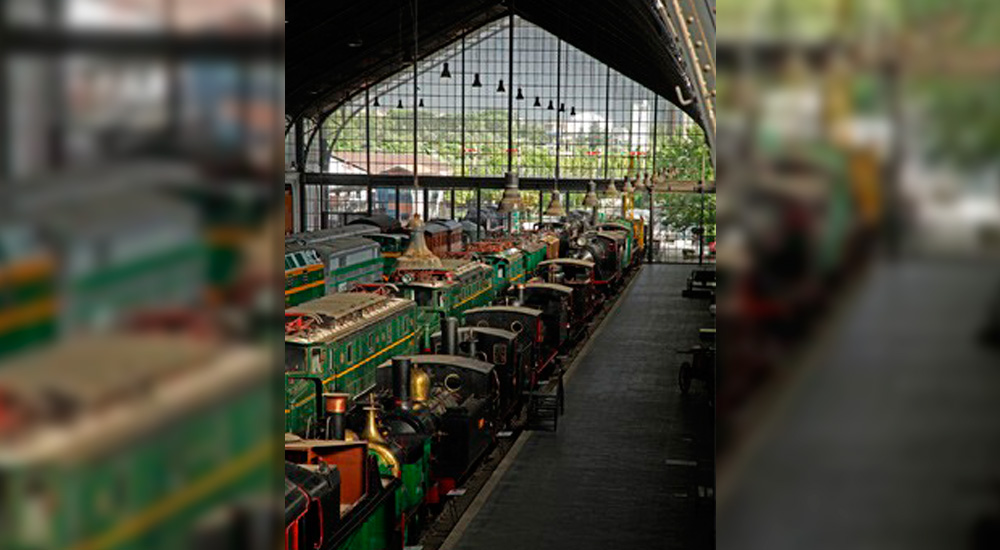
544 190 565 217
622 177 635 195
634 173 648 192
602 180 621 199
497 172 523 214
583 181 600 207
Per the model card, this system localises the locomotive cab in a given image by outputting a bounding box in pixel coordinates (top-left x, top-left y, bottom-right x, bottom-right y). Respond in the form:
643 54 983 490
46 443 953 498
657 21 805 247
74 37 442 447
431 324 529 418
538 259 598 321
464 306 553 386
373 355 498 482
284 461 342 550
520 283 574 349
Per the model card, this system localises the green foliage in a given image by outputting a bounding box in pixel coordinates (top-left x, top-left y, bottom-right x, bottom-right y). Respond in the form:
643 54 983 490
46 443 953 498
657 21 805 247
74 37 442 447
324 107 713 181
658 192 716 239
654 131 714 181
918 78 1000 168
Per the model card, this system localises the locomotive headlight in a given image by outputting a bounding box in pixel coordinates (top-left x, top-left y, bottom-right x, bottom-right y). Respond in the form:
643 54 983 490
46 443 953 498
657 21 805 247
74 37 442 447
575 236 586 247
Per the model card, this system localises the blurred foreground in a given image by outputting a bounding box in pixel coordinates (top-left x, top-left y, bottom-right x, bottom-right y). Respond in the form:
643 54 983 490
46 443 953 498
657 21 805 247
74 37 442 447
718 0 1000 548
1 1 282 549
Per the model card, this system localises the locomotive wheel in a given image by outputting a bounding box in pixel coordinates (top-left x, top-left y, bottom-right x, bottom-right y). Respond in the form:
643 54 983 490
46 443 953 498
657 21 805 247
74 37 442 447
679 362 692 394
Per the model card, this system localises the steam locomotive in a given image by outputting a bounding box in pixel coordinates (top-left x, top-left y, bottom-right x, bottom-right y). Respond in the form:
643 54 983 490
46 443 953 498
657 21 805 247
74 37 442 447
283 210 645 550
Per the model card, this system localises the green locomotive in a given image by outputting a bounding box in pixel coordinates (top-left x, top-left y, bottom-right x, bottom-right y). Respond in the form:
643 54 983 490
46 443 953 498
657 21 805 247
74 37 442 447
0 335 273 550
476 248 525 293
0 222 57 356
284 292 420 434
314 237 384 293
517 238 548 278
365 233 408 277
169 181 271 302
392 258 495 345
596 221 635 270
284 244 326 307
284 237 383 308
285 392 429 550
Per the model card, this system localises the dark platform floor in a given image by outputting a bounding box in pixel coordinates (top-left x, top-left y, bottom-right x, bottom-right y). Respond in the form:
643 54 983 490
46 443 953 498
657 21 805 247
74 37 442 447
719 260 1000 550
445 264 716 550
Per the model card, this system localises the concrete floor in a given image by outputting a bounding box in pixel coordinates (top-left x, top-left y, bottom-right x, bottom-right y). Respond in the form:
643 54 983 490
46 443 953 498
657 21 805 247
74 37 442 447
445 264 716 550
719 259 1000 550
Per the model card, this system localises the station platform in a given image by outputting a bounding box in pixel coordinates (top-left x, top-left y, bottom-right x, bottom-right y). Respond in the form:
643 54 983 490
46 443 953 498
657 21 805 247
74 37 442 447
718 259 1000 550
442 264 716 550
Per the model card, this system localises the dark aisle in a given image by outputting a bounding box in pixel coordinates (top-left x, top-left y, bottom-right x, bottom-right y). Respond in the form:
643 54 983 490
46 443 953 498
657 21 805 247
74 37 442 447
446 264 716 550
719 260 1000 550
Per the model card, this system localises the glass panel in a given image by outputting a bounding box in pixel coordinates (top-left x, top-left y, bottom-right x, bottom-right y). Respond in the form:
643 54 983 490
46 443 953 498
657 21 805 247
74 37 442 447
326 95 368 174
285 345 306 373
651 191 715 264
317 14 701 203
372 187 397 218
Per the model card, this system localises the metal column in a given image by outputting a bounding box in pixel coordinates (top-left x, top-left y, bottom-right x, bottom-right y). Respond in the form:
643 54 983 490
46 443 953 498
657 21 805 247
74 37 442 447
295 119 307 232
366 86 373 215
506 8 515 173
604 66 611 179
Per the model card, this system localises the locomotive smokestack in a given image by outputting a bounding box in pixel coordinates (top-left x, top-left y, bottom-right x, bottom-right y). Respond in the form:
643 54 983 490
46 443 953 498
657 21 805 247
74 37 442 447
467 335 478 360
441 317 459 356
323 393 349 440
392 358 412 408
516 284 525 306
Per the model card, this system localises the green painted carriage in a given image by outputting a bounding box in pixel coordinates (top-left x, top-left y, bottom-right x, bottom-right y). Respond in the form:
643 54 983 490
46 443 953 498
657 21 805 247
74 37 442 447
516 239 548 278
0 335 273 550
38 192 206 333
392 259 495 348
170 182 271 300
284 244 326 307
365 233 409 277
597 221 635 269
0 222 57 357
284 293 420 434
312 237 383 294
477 249 525 293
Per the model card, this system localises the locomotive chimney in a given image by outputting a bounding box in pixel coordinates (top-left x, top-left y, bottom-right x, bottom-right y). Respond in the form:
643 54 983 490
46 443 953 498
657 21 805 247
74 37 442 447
467 334 478 359
392 358 412 408
516 284 526 306
323 393 350 440
441 316 459 355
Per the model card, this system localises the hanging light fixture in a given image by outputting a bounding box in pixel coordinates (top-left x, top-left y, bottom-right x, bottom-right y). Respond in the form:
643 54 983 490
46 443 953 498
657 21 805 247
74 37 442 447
602 179 621 199
497 171 524 214
440 62 452 79
497 79 506 93
516 88 524 100
655 169 666 188
622 176 635 195
534 96 541 107
583 181 600 208
396 99 404 109
544 189 565 217
635 172 648 192
633 174 645 193
373 96 380 107
472 73 482 87
559 103 565 112
547 100 554 110
570 106 576 116
419 99 425 108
